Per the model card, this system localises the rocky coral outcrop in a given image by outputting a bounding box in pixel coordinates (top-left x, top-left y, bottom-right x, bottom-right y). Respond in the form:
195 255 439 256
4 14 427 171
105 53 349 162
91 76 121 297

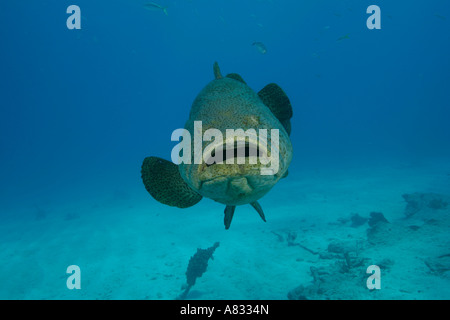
402 193 449 218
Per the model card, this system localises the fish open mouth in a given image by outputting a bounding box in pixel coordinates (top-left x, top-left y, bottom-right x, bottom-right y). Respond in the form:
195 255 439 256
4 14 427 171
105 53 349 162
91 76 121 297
204 141 264 166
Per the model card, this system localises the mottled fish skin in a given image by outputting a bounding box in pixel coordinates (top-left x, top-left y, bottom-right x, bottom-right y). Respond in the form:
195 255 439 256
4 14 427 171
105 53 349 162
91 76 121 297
140 63 293 228
179 72 292 206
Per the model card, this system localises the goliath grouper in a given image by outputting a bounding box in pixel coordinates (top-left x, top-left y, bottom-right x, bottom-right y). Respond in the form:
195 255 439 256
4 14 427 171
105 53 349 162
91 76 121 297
141 62 293 229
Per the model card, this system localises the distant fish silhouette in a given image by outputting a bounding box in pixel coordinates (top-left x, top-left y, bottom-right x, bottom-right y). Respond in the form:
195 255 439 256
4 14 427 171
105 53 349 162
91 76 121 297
144 2 168 16
252 41 267 54
337 34 350 41
434 14 446 20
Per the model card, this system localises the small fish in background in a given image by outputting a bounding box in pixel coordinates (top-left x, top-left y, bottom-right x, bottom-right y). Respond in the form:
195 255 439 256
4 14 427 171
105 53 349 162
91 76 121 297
144 2 168 16
319 25 330 35
253 41 267 54
434 14 447 20
337 34 350 41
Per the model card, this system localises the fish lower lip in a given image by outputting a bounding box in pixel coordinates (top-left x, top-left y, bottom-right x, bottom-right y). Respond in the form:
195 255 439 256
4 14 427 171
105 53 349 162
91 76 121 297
204 141 267 166
199 171 275 188
200 174 241 187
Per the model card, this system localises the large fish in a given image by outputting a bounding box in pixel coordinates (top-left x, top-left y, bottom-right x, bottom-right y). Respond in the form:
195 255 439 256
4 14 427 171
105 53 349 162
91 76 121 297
141 62 293 229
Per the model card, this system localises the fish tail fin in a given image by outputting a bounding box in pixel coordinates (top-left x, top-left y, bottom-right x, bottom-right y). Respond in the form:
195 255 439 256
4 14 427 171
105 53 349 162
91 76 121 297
163 7 168 16
258 83 293 135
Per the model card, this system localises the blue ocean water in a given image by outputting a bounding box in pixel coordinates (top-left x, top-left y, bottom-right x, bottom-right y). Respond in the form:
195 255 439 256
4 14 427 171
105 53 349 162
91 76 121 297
0 0 449 300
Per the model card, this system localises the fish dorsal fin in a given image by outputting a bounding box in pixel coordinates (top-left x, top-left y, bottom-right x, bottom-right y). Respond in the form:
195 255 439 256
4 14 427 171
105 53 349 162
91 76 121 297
258 83 293 135
213 63 246 84
213 61 223 79
226 73 246 84
141 156 202 208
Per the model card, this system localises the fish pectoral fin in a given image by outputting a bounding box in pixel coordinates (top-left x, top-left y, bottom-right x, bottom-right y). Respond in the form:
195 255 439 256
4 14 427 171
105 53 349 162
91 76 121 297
258 83 293 136
225 73 247 84
250 201 266 222
224 205 236 230
141 156 202 208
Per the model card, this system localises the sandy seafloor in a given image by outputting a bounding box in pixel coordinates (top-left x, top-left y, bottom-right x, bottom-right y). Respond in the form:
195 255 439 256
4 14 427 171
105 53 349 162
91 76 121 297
1 154 449 300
